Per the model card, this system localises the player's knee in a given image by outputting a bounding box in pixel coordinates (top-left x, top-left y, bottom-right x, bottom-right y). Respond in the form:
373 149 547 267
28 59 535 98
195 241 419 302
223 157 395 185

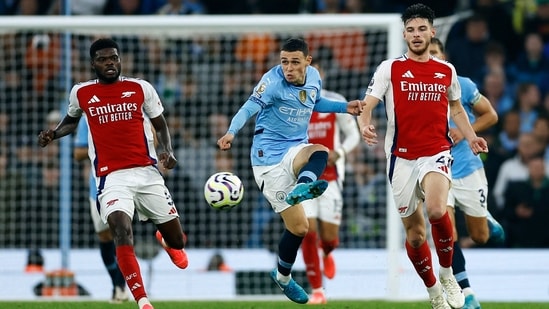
470 229 489 245
406 232 426 248
167 236 185 249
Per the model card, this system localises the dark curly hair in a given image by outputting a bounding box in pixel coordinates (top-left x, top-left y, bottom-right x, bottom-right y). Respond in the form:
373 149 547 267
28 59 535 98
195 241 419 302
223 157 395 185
89 38 119 59
401 3 435 25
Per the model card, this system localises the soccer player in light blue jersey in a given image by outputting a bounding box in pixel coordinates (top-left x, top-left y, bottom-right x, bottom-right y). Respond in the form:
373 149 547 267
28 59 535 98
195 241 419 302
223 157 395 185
430 37 505 309
74 116 128 303
217 38 364 304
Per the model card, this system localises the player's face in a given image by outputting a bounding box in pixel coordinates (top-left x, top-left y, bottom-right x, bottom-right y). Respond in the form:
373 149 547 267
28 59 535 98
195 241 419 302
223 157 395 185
280 50 312 85
92 48 121 84
403 18 435 57
428 44 444 60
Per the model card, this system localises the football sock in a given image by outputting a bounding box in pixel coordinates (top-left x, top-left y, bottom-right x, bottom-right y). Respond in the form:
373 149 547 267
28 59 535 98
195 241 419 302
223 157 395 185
321 237 339 256
278 229 304 276
406 240 436 287
99 240 125 288
430 211 454 268
116 245 147 301
452 241 471 290
302 231 323 289
296 151 328 184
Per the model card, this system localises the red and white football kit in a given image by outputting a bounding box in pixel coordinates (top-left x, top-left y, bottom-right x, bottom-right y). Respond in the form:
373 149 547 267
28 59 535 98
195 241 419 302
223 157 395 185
301 89 360 225
67 76 179 224
366 56 461 217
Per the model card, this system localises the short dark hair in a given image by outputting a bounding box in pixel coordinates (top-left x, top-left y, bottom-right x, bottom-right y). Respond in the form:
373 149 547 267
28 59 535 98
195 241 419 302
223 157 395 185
430 37 444 53
281 38 309 56
89 38 119 59
401 3 435 25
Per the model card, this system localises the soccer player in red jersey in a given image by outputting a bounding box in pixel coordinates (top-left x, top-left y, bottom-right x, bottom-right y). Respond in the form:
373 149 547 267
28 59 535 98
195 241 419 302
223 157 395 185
357 4 488 309
38 38 187 309
301 63 361 304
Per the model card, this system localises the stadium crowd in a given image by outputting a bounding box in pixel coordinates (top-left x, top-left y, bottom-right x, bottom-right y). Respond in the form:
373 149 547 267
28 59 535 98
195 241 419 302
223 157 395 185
1 0 549 252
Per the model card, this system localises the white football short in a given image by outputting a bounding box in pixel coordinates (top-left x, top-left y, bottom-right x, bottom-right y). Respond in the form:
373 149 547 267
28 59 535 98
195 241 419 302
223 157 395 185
388 150 453 218
447 168 488 217
97 166 179 225
252 143 310 213
90 197 109 233
301 180 343 225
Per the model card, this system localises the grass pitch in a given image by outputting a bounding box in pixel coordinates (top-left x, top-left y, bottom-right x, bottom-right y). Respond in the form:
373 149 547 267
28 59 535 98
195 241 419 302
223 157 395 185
1 300 548 309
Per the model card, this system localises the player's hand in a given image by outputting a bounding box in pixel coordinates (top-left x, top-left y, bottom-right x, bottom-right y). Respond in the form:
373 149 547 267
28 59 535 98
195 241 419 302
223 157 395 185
449 127 464 145
346 100 365 116
361 124 378 146
217 133 234 150
158 152 177 169
469 136 488 155
38 129 55 147
327 150 339 166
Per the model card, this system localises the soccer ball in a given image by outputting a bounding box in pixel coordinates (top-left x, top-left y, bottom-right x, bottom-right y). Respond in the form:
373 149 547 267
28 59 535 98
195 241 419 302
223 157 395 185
204 172 244 210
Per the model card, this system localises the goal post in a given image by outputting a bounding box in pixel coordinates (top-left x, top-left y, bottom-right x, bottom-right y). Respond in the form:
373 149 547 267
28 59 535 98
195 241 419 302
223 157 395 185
0 13 459 300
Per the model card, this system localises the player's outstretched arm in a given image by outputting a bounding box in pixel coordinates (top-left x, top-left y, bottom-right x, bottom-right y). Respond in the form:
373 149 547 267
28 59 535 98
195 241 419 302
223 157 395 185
357 95 380 146
38 115 80 147
150 114 177 170
449 99 488 154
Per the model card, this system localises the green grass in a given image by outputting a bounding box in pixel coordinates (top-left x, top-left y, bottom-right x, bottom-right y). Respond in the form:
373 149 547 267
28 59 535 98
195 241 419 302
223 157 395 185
1 300 548 309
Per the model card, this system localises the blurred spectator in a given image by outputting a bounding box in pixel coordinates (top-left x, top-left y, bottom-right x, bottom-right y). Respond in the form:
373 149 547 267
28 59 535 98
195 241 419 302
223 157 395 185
482 68 515 115
156 0 204 14
513 82 542 133
484 110 521 188
513 32 549 94
48 0 109 15
523 0 549 45
532 115 549 161
446 13 490 80
492 132 547 211
511 0 538 35
478 41 515 90
4 0 53 15
503 156 549 247
473 0 521 61
24 33 61 96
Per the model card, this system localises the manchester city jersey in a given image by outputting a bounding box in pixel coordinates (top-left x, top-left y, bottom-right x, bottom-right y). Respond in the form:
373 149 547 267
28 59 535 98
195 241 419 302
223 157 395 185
248 65 321 166
450 76 484 179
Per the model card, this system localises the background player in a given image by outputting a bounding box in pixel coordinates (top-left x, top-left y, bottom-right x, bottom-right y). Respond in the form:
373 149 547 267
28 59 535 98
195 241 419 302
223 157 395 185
217 38 364 304
74 116 128 303
38 38 187 309
301 63 361 304
357 4 488 309
430 37 505 309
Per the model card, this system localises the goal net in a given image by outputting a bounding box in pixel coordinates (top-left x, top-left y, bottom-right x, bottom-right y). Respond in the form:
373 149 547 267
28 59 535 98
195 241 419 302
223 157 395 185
0 13 460 299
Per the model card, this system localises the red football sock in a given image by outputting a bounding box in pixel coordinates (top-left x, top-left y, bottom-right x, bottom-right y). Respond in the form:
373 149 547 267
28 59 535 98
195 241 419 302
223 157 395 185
320 238 339 256
302 231 323 289
405 240 436 287
116 245 147 302
430 211 454 268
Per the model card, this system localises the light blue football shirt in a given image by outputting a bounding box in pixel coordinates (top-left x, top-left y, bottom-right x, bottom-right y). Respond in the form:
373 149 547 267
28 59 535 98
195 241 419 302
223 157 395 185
74 117 96 199
227 65 347 166
450 76 484 179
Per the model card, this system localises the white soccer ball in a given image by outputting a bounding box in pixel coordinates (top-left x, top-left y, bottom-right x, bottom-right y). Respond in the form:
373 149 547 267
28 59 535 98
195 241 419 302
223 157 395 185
204 172 244 210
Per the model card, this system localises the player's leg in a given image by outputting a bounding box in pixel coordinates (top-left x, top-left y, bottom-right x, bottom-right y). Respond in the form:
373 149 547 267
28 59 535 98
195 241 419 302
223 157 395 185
251 155 309 304
422 168 464 309
286 144 329 205
136 171 188 270
302 219 326 304
90 197 128 303
390 156 449 309
107 211 152 309
317 183 343 281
